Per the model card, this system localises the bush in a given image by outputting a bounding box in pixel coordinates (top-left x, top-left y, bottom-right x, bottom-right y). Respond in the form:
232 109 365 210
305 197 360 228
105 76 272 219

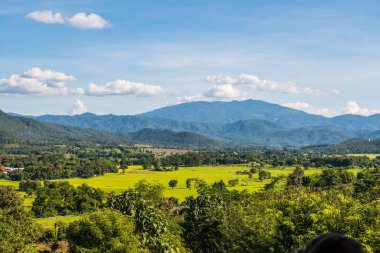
259 170 272 181
228 179 239 187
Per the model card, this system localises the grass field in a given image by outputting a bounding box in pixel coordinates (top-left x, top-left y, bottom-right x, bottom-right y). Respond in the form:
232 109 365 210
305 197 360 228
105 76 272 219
54 165 361 200
0 165 362 201
36 215 81 229
348 154 380 159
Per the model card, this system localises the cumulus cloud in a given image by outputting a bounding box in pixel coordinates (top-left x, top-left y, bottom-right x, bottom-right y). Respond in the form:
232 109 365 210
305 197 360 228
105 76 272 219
204 84 248 100
26 10 110 29
282 101 380 117
0 67 83 96
205 74 340 98
66 12 110 29
282 102 333 116
344 101 380 116
26 10 64 24
69 99 87 115
85 79 164 97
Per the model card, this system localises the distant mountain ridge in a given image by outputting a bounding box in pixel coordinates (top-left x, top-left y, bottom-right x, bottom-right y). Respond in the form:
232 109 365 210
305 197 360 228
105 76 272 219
21 99 380 147
140 100 330 128
0 110 220 148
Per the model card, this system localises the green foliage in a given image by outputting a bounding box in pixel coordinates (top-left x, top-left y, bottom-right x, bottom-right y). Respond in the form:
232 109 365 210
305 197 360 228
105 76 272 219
169 179 178 189
212 180 227 192
19 180 42 194
354 169 380 201
183 195 227 253
183 185 380 253
287 167 305 187
107 181 188 252
32 182 105 217
0 208 42 253
316 168 355 188
0 185 22 208
186 178 197 189
265 176 284 191
66 209 141 253
228 179 239 187
259 170 272 181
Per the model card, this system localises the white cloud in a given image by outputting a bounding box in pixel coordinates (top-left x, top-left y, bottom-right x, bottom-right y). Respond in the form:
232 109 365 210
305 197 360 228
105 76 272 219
205 74 340 97
282 101 380 117
282 102 333 116
66 12 110 29
26 10 64 24
344 101 380 116
205 84 248 100
26 11 110 29
0 67 83 96
68 99 87 115
85 79 164 96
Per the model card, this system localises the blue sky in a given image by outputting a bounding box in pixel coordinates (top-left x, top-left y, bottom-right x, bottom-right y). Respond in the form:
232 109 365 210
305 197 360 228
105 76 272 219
1 0 380 116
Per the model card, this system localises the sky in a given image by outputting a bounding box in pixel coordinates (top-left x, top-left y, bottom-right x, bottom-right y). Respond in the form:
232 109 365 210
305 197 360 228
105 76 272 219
1 0 380 116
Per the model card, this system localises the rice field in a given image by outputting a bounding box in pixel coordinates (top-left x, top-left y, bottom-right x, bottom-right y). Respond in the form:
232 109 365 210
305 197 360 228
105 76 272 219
0 165 362 201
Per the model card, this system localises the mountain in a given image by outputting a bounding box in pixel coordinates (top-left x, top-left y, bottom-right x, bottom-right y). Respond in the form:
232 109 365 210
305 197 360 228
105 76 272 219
0 110 129 145
314 138 380 154
130 129 222 149
0 110 219 148
33 113 218 134
21 99 380 147
139 100 330 128
30 112 380 147
140 100 380 132
330 114 380 131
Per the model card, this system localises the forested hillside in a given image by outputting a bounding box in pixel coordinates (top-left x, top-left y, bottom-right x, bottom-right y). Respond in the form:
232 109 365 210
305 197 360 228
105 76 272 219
314 138 380 154
0 110 219 148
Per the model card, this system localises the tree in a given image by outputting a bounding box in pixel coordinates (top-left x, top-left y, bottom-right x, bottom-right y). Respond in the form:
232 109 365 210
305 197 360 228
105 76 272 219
0 208 42 253
212 180 227 192
169 179 178 189
259 170 271 181
0 185 22 209
120 158 128 174
228 179 239 187
287 167 305 187
183 195 226 253
107 181 188 252
186 178 195 189
66 209 140 253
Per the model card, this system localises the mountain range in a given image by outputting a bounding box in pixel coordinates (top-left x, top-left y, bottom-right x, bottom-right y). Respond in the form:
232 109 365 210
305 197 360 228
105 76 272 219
0 110 220 148
22 99 380 147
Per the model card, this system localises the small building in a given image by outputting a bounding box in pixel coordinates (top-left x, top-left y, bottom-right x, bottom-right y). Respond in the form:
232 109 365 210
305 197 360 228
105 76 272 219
0 166 24 174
